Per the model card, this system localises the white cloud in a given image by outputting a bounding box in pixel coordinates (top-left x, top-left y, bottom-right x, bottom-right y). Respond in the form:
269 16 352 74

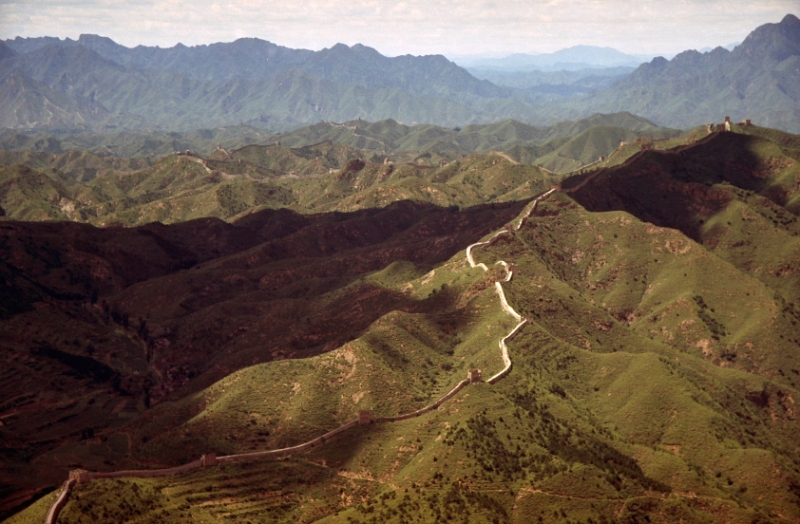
0 0 795 56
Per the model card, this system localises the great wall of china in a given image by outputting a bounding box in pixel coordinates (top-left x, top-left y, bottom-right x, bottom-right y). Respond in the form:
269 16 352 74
42 186 556 524
42 127 729 522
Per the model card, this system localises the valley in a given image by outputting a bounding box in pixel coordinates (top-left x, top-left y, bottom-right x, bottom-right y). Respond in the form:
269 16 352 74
1 11 799 523
2 121 800 523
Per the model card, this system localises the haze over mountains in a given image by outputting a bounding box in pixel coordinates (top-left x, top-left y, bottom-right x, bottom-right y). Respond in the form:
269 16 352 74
1 14 799 133
453 45 651 71
576 14 800 132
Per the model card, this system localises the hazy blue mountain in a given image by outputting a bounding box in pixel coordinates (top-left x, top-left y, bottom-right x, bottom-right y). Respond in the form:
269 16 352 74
466 66 635 97
454 45 649 71
698 42 740 53
0 41 18 62
1 15 798 133
4 35 79 55
0 69 108 129
578 14 800 132
0 36 526 131
10 35 509 99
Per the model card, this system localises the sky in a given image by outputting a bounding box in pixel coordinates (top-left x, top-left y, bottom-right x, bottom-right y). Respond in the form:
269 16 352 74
0 0 795 58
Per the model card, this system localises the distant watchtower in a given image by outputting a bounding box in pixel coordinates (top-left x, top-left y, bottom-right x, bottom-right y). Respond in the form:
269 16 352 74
468 369 483 383
358 410 372 425
69 469 90 484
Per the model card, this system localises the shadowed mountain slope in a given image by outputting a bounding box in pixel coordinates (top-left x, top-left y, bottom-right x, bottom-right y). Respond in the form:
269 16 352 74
4 125 800 524
0 199 528 517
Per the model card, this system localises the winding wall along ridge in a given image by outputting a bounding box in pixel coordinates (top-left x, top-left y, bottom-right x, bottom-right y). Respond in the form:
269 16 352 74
43 183 570 522
43 480 74 524
45 185 563 522
43 133 716 523
375 379 471 423
466 188 555 385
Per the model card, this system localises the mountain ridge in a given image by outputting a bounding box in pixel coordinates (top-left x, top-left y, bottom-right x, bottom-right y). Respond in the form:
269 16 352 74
4 125 800 523
454 45 649 71
2 15 799 133
574 13 800 132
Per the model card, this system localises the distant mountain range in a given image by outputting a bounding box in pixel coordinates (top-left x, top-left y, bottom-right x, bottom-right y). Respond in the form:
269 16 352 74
574 14 800 131
453 45 650 71
466 66 635 98
698 42 740 53
266 112 679 171
0 112 679 174
0 14 798 133
0 35 531 132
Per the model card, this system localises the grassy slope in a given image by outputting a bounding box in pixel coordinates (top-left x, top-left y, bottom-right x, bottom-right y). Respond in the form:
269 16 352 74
18 186 800 524
0 147 557 226
0 199 530 517
7 126 800 523
0 115 682 225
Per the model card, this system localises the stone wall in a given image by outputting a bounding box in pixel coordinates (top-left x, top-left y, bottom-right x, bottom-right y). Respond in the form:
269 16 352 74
217 420 360 465
375 379 470 423
45 188 557 523
73 458 205 483
44 479 75 524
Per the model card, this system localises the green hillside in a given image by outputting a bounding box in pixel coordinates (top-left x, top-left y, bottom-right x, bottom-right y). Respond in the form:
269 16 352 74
0 145 558 226
268 113 679 169
0 114 685 227
0 127 273 159
5 125 800 523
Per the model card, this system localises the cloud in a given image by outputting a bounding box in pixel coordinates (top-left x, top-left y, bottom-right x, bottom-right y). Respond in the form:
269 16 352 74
0 0 795 56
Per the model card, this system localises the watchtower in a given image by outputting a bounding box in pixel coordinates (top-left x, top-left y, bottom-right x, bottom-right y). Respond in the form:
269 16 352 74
468 369 483 383
358 410 372 425
69 469 91 484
